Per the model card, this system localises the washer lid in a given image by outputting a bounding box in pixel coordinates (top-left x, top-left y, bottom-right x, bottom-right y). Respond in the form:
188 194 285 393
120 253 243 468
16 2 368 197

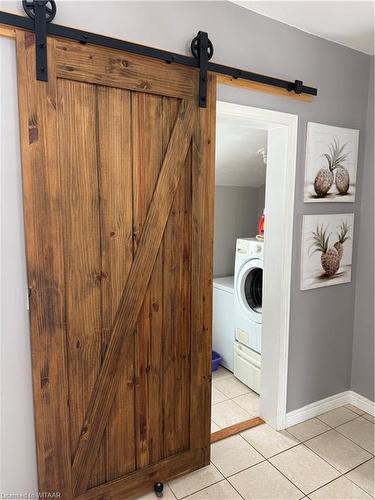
213 276 235 293
236 259 263 324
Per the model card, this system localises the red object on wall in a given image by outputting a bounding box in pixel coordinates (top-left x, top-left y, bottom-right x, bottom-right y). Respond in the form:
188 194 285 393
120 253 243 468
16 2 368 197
258 211 265 238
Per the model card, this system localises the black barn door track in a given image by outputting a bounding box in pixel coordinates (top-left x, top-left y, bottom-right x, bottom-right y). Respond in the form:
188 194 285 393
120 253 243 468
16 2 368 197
0 0 318 106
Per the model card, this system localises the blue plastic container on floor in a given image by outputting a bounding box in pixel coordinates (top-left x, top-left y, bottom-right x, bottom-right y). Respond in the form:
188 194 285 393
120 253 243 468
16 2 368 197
212 350 222 372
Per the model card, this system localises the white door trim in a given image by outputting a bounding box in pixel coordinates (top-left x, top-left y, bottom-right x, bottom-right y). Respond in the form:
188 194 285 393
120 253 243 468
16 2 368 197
216 101 298 430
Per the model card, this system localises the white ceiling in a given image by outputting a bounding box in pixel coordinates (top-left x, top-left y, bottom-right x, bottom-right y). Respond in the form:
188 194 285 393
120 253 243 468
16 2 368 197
230 1 375 55
215 114 267 187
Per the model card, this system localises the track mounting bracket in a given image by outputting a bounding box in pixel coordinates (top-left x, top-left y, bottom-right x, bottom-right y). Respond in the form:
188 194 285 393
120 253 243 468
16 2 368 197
22 0 56 81
191 31 214 108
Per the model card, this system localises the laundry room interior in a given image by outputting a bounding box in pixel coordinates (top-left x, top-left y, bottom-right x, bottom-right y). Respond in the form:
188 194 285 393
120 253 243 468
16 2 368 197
211 102 269 434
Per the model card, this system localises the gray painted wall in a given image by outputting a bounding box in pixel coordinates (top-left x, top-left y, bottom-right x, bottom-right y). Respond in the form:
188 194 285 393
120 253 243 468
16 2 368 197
0 0 373 493
214 185 263 277
351 58 374 401
0 36 38 492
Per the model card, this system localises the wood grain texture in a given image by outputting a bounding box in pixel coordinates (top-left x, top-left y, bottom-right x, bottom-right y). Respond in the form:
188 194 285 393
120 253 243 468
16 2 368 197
132 92 165 468
216 73 314 102
71 99 196 495
96 86 136 481
77 449 205 500
162 97 191 457
0 24 15 38
55 38 197 101
16 30 214 498
210 417 265 443
190 72 216 464
58 78 106 489
2 25 315 102
15 31 72 497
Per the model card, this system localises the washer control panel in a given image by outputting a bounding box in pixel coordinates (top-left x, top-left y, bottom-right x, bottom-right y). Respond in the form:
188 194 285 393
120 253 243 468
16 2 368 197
236 238 263 257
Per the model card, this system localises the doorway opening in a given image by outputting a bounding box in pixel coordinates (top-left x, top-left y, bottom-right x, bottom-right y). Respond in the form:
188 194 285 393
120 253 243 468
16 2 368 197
211 99 298 439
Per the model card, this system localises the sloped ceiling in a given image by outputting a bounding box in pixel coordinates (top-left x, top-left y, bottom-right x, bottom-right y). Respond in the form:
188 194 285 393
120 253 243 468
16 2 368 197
215 113 267 187
230 1 375 55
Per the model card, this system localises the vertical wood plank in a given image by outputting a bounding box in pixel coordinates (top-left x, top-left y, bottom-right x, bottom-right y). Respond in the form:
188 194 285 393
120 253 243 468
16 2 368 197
96 86 136 481
57 79 105 488
162 97 192 457
15 31 72 496
132 92 164 468
17 27 211 495
190 73 216 462
71 99 196 494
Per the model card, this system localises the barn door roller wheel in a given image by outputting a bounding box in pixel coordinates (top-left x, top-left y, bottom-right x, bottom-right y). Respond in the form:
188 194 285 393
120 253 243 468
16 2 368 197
22 0 57 81
190 32 214 61
22 0 56 21
191 31 214 108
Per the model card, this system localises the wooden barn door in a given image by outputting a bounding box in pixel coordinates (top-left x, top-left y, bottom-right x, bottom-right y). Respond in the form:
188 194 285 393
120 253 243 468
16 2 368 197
16 30 215 499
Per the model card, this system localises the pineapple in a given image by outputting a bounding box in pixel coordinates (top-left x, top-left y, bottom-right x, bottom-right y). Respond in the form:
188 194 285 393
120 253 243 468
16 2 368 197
334 221 350 260
310 224 340 276
332 137 350 194
335 166 350 194
314 138 349 198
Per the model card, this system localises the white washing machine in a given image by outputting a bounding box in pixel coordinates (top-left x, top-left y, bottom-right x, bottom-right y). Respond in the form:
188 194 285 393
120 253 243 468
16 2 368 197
234 237 263 393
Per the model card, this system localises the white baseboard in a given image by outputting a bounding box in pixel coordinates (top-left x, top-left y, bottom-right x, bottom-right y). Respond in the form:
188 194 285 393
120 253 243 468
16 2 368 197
349 391 375 416
286 391 375 427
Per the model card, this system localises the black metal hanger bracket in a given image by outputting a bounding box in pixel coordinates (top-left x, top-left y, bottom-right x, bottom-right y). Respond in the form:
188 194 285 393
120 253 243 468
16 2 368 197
0 1 317 106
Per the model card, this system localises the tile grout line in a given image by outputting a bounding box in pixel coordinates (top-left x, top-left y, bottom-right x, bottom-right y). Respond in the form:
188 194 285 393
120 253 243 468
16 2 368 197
175 462 246 500
305 456 374 498
264 459 306 498
209 461 246 500
284 414 374 461
270 438 373 496
169 461 228 499
286 413 374 457
211 384 259 427
224 436 308 498
344 456 375 497
316 412 360 429
220 411 374 497
167 396 372 500
301 424 374 458
285 426 330 443
210 399 255 427
333 417 375 455
305 473 345 498
212 386 257 405
211 377 373 497
223 433 307 497
175 477 224 500
213 397 373 464
268 447 341 498
240 432 302 461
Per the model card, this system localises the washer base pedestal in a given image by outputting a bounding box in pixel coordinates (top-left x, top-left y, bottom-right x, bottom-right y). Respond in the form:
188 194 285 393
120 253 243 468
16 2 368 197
234 341 261 394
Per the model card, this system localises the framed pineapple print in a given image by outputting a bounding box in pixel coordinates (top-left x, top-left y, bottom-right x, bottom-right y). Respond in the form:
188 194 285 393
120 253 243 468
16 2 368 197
301 213 354 290
304 122 359 202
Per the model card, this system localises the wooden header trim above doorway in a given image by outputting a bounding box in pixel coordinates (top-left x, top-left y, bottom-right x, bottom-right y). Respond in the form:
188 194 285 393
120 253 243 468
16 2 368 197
217 74 314 102
0 23 15 38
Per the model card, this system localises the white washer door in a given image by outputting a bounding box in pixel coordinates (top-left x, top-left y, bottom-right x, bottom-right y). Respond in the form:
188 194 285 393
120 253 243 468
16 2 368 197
236 258 263 324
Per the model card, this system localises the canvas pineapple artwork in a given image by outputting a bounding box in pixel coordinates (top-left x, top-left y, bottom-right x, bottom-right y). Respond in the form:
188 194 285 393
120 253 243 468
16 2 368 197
301 214 354 290
304 123 359 202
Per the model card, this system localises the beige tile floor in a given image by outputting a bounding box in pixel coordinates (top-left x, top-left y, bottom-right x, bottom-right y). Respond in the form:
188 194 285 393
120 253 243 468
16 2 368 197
138 368 374 499
211 366 260 430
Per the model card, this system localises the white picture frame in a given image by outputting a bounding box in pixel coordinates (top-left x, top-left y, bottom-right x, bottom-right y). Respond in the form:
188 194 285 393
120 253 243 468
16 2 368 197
301 213 354 290
304 122 359 203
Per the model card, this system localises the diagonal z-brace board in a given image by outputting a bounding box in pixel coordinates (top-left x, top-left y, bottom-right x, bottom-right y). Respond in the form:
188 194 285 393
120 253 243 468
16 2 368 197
71 99 196 495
